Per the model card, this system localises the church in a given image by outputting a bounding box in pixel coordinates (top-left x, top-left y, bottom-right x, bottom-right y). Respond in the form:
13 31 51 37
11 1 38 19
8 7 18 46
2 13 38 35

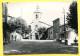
25 5 51 40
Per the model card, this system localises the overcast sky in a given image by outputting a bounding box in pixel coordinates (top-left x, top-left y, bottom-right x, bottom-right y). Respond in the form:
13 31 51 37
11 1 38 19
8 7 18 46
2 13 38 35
7 2 73 27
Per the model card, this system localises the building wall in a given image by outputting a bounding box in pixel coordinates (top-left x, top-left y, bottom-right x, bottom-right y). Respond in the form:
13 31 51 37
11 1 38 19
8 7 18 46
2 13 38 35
47 18 60 40
53 18 60 40
59 24 72 40
59 24 78 45
67 30 78 45
10 31 22 41
47 26 54 40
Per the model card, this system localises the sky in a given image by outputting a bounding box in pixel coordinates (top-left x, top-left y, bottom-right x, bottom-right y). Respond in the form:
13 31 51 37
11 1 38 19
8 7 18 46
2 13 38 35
7 2 73 27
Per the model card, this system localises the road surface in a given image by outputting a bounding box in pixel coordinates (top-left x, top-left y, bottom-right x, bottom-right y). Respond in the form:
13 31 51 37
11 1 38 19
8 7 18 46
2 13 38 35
4 40 78 54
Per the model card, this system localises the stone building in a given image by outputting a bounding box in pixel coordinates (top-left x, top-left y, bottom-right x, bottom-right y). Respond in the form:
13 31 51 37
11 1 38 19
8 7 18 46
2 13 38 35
53 18 60 40
47 18 60 40
47 18 78 45
47 26 54 40
59 24 78 45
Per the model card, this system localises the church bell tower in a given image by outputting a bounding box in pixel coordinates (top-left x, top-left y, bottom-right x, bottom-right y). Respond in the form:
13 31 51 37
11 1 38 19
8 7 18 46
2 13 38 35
31 5 41 40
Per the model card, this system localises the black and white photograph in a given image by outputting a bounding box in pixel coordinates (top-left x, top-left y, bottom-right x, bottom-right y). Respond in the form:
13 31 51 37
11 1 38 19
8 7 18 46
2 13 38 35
3 0 78 54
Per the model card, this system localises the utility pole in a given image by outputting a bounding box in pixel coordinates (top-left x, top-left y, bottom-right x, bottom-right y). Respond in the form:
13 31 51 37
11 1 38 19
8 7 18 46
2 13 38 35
63 8 67 45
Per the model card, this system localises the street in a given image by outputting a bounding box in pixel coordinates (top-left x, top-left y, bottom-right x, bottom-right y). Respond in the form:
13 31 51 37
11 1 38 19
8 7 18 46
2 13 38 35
4 40 78 54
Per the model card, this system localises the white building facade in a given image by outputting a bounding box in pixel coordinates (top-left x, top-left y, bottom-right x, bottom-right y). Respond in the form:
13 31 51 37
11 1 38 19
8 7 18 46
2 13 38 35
10 31 22 41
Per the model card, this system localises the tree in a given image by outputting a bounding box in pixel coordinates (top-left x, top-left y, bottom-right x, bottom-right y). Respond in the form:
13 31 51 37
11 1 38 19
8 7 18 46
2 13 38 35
66 1 78 33
38 27 46 35
8 17 27 33
3 22 10 44
38 27 47 39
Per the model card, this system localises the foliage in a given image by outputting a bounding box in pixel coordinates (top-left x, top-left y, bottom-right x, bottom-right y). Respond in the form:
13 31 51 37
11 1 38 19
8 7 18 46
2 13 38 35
8 17 27 33
38 27 47 40
66 1 78 33
38 27 47 35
